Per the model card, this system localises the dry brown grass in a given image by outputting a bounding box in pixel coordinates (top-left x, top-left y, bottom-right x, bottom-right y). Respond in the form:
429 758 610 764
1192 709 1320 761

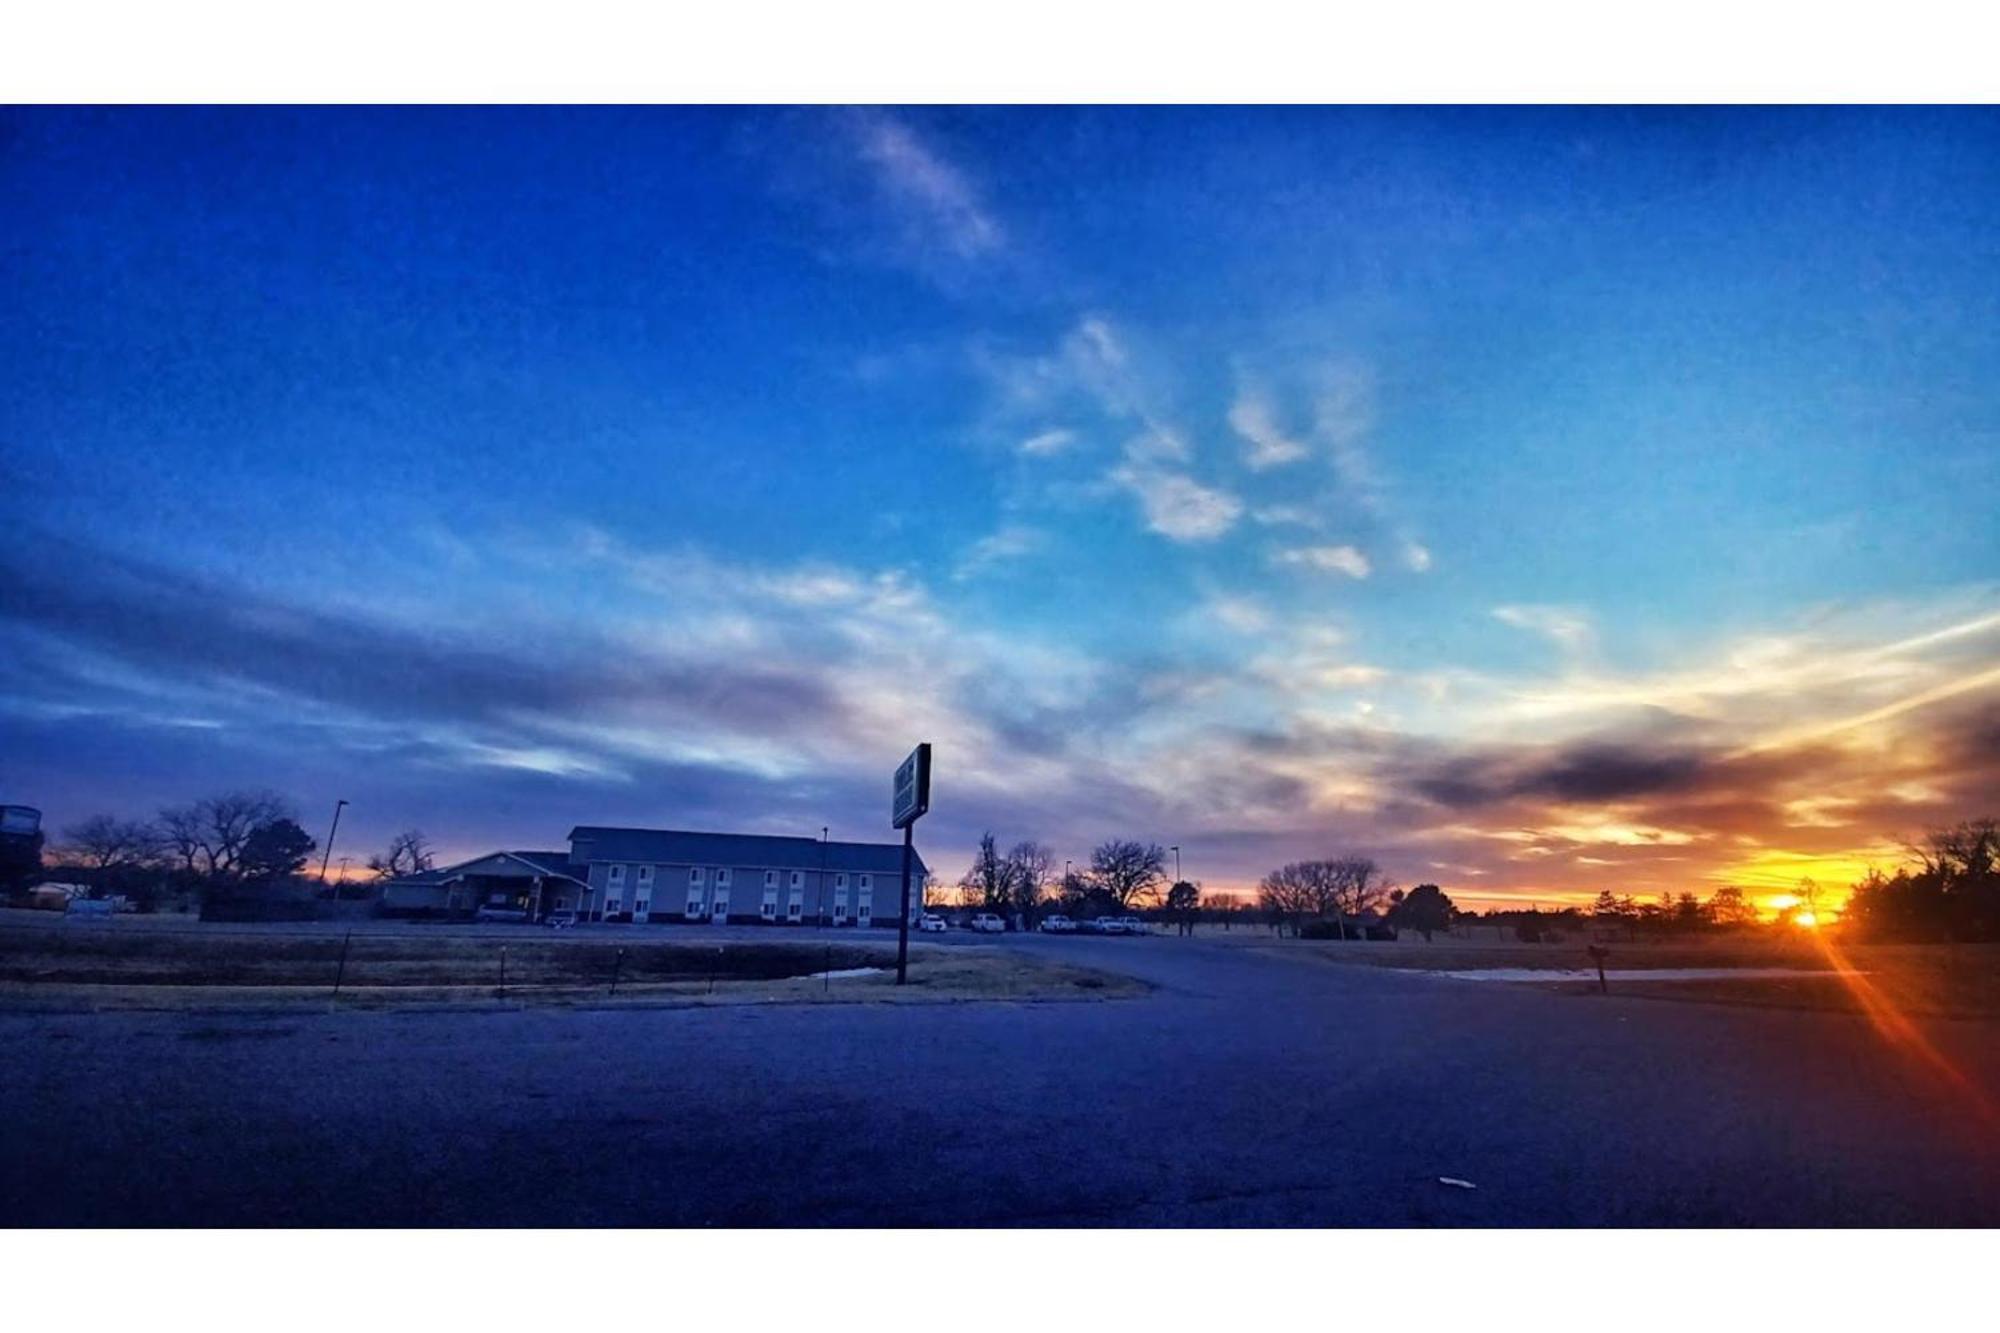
0 921 1143 1011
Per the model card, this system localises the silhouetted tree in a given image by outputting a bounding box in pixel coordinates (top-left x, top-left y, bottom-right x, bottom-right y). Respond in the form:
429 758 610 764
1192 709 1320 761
1088 839 1166 909
156 790 295 881
1391 882 1456 941
1006 840 1054 926
1165 879 1200 934
1257 856 1391 938
368 829 435 880
238 818 316 883
1706 885 1758 928
58 815 160 873
959 832 1015 912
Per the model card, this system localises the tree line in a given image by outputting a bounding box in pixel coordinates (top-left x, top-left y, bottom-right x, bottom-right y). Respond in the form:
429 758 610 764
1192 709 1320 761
953 834 1200 926
0 790 441 908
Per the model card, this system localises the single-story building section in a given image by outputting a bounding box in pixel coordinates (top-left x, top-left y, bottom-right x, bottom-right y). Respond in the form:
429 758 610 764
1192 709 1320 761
381 850 589 921
569 826 927 927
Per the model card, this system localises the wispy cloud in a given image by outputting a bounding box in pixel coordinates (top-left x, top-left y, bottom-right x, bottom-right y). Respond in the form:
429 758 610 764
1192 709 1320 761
1111 465 1243 542
850 112 1004 261
1274 544 1372 579
1228 385 1309 470
1493 603 1595 654
953 524 1044 581
1018 428 1077 457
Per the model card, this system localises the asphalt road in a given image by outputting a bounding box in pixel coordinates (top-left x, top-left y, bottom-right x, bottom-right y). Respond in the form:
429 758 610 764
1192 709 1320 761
4 934 1996 1226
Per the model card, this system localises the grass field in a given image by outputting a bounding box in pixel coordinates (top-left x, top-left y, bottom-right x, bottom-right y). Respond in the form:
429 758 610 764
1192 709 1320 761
1242 930 2000 1020
0 918 1144 1010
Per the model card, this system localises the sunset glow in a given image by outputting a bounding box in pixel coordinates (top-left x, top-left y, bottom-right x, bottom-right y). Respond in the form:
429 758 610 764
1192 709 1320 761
2 107 1995 900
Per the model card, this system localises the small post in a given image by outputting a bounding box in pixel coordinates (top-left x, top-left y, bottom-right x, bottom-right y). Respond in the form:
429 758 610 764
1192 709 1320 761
1587 944 1609 995
499 945 507 999
331 930 352 1004
610 946 624 997
709 944 719 995
896 821 914 985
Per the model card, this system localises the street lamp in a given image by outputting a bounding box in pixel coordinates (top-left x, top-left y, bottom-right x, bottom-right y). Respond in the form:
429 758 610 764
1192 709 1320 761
318 799 348 889
1171 845 1181 884
819 826 829 929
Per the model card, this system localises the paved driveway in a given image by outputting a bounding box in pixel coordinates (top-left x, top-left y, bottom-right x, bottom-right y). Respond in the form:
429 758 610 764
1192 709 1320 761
4 935 1995 1225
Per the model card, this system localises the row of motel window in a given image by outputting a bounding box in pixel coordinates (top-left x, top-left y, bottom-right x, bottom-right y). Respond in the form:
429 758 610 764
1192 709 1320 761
600 866 875 922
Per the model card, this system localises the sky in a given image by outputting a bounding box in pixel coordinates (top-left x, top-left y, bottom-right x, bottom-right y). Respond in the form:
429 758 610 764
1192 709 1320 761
2 105 1996 909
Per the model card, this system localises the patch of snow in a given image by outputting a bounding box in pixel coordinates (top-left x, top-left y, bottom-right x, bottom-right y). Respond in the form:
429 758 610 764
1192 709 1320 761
1431 967 1851 983
807 967 887 981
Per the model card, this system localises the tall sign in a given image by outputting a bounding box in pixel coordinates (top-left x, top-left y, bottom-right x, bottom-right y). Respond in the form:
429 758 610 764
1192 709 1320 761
892 743 931 829
890 743 931 984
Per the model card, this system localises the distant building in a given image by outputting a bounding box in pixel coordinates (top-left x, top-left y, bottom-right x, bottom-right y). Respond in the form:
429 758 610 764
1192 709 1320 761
569 826 926 927
380 827 927 927
380 851 586 921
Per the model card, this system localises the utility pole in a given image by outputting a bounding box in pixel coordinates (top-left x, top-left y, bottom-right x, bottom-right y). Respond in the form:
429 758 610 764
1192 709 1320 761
819 826 829 928
318 799 348 887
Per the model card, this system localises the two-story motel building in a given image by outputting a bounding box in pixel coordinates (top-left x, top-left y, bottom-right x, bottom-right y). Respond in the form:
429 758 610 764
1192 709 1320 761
383 825 928 926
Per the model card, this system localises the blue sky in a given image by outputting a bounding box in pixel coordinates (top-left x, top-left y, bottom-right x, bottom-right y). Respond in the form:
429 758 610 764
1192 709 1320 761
3 106 1996 903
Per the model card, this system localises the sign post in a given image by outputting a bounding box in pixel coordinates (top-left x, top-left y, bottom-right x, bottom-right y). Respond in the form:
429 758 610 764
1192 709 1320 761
891 742 932 986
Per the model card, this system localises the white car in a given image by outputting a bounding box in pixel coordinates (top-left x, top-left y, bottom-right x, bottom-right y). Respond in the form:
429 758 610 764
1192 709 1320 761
969 913 1007 933
1118 916 1150 936
918 913 948 933
1039 914 1076 933
1091 917 1127 935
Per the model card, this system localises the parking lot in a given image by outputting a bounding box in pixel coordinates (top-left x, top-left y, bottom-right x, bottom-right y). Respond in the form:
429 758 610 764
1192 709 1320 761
5 929 1996 1225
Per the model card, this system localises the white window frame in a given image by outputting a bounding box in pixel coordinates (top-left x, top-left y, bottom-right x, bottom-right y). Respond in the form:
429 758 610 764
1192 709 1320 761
789 870 803 889
634 897 651 921
786 892 804 921
637 865 654 888
689 866 704 885
609 864 626 887
716 868 731 886
759 896 776 920
685 889 704 918
859 874 872 891
764 869 778 889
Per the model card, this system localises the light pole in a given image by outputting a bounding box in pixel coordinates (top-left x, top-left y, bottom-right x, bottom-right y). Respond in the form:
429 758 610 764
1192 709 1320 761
1171 845 1181 884
318 799 348 890
819 826 829 929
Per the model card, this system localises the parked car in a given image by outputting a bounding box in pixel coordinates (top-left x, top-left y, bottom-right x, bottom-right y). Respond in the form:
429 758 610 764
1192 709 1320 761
1118 916 1149 935
542 911 577 929
918 913 948 932
1039 914 1076 933
969 913 1007 933
1090 917 1126 935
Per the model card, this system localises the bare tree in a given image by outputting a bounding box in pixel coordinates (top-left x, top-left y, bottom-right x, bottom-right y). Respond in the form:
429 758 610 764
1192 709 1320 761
1006 840 1055 925
368 829 436 880
58 815 160 872
958 832 1015 912
156 790 295 881
1258 856 1393 937
1088 839 1166 909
